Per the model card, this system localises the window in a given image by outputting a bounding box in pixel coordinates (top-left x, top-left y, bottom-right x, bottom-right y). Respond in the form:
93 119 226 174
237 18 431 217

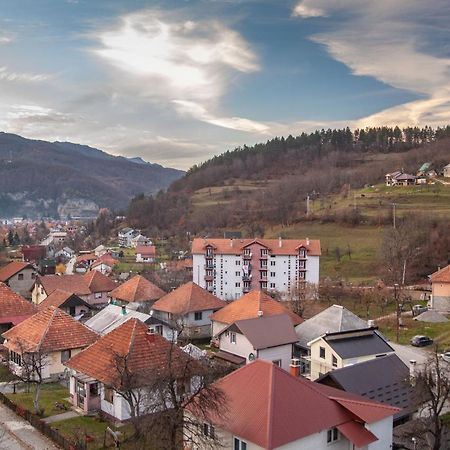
299 271 306 279
235 282 240 287
230 332 236 344
260 249 268 256
95 292 102 299
61 349 71 363
261 281 267 289
9 351 22 366
18 273 24 280
104 386 114 403
89 383 99 396
31 272 36 279
327 428 339 443
320 347 326 359
69 306 76 316
154 325 163 335
235 260 241 266
299 249 306 258
270 260 276 266
203 423 215 439
260 260 267 268
332 355 337 367
235 271 240 276
234 438 248 450
244 248 251 256
194 311 203 321
272 359 281 367
270 283 276 289
270 272 275 277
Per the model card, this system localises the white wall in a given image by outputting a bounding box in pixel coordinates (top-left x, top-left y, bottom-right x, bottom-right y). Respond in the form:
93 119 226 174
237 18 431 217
258 344 293 371
219 330 254 361
366 416 393 450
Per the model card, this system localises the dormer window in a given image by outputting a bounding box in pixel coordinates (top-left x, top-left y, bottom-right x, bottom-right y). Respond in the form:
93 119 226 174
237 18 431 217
299 248 306 258
244 248 251 256
206 247 213 257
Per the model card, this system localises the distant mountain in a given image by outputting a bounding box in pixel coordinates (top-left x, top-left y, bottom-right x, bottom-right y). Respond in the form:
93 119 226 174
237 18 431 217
127 156 149 165
0 133 184 218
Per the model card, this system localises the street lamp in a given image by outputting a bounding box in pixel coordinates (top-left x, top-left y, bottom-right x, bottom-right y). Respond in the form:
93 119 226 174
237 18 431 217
411 437 417 450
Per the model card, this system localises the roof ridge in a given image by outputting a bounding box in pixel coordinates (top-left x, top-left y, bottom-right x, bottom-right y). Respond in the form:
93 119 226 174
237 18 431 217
131 275 141 301
266 363 275 448
37 307 57 352
330 396 399 412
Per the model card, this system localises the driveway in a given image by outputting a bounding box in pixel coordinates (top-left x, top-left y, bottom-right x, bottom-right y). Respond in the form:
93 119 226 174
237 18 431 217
389 342 430 368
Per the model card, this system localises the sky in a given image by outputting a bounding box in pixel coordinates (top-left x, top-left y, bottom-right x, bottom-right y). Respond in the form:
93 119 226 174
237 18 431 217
0 0 449 170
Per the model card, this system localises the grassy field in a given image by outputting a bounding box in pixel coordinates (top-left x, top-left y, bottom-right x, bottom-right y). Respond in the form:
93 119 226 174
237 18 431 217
0 363 17 382
7 382 70 417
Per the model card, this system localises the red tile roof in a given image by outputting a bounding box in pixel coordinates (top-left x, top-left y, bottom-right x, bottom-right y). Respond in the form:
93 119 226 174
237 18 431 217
76 253 97 264
198 360 398 449
0 282 36 325
2 306 98 353
192 238 321 256
110 275 165 303
0 261 34 282
432 264 450 283
37 289 90 311
210 290 303 326
65 319 191 389
152 282 225 315
83 270 117 293
135 245 156 257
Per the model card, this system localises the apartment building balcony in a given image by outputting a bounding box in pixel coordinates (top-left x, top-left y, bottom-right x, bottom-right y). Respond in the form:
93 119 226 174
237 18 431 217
243 285 251 293
204 275 214 282
260 274 267 281
206 285 214 293
259 254 268 260
205 253 214 259
204 264 215 270
242 274 252 282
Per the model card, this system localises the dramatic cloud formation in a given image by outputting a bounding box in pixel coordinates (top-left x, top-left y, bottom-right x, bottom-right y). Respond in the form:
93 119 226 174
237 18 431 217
293 0 450 127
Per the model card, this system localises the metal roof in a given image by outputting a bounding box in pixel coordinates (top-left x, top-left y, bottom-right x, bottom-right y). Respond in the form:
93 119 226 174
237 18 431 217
295 305 368 349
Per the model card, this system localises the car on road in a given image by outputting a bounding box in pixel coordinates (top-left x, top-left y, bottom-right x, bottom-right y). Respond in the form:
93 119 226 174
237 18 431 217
410 335 433 347
412 304 428 316
441 352 450 363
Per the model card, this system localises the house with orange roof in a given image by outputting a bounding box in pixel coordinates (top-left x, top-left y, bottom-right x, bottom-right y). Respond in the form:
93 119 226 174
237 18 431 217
0 282 37 337
152 282 226 339
135 245 156 263
109 274 165 309
2 307 98 380
31 271 116 306
65 318 192 420
0 261 37 298
186 359 398 450
431 264 450 311
192 237 321 300
37 289 92 318
210 290 302 339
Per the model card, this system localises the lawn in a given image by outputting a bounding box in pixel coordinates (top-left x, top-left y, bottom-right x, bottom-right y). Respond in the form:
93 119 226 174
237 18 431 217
7 382 70 417
0 362 18 382
378 316 450 348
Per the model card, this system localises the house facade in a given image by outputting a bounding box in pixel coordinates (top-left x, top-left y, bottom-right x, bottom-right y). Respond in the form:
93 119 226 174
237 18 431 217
431 264 450 311
135 245 156 263
192 238 321 300
0 261 37 299
308 328 395 380
118 228 138 248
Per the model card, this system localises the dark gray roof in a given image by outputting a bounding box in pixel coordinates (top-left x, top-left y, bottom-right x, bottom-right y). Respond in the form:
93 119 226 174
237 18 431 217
324 328 394 359
221 314 298 350
295 305 368 349
317 354 413 421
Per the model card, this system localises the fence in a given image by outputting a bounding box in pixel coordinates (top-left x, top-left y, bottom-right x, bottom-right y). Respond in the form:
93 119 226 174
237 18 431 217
0 390 86 450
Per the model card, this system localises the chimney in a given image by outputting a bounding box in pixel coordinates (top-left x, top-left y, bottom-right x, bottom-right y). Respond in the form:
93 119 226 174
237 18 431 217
306 237 310 246
257 310 263 318
121 305 127 315
278 236 282 248
148 329 155 342
367 319 375 328
409 360 417 380
290 358 300 377
230 239 233 247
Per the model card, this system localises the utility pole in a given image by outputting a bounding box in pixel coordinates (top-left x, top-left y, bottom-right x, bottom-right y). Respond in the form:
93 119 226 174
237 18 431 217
394 283 400 343
392 203 397 229
306 194 310 217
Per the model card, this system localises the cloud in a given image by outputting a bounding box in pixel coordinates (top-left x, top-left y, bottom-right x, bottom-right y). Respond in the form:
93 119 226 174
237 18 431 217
293 0 450 127
292 4 326 18
0 67 51 83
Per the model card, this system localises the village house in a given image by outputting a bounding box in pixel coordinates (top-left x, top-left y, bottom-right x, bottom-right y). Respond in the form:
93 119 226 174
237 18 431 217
295 304 368 374
131 234 152 248
186 359 398 450
192 237 321 300
135 245 156 263
215 313 298 370
430 264 450 312
32 271 116 306
118 227 138 248
308 328 395 380
109 274 166 309
317 353 414 426
444 163 450 178
0 261 37 299
75 253 98 272
37 289 92 318
151 282 226 340
385 171 416 186
0 282 37 338
3 307 98 380
21 245 47 263
210 290 302 339
65 318 192 421
54 247 75 261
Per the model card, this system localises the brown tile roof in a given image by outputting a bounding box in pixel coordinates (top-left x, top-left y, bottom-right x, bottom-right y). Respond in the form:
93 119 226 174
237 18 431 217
432 264 450 283
152 282 225 315
135 245 156 256
0 261 34 282
210 290 303 326
110 275 165 303
65 318 191 389
37 289 91 311
0 282 37 324
37 272 116 297
192 238 321 256
2 306 98 353
83 270 117 293
76 253 97 264
195 360 398 449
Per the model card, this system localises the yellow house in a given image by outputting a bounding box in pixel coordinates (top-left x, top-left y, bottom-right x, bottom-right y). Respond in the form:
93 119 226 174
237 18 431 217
308 328 395 380
431 265 450 312
2 306 98 380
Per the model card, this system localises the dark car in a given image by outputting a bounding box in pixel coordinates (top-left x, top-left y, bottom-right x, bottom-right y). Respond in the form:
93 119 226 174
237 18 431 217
410 335 433 347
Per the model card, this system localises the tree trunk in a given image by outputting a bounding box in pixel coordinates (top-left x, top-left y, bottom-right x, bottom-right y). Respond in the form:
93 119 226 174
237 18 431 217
34 383 41 414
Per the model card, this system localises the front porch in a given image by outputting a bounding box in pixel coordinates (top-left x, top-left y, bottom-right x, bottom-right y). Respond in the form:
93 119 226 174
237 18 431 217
69 374 100 415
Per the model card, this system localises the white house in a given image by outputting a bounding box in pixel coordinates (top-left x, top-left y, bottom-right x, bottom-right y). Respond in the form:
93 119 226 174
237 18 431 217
118 228 138 248
0 261 37 299
185 359 399 450
215 313 298 370
192 238 320 300
135 245 156 263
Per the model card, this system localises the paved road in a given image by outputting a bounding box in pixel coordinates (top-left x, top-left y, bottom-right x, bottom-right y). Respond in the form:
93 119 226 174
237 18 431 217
0 402 59 450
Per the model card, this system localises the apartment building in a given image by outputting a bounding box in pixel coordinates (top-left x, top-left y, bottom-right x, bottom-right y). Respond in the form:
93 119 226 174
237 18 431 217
192 237 320 300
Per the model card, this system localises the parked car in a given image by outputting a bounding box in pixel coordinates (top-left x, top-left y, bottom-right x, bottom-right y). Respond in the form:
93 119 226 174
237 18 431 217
410 335 433 347
441 352 450 363
412 304 428 316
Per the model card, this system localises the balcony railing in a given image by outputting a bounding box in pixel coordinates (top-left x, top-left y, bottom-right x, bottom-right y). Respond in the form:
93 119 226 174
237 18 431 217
205 275 214 281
